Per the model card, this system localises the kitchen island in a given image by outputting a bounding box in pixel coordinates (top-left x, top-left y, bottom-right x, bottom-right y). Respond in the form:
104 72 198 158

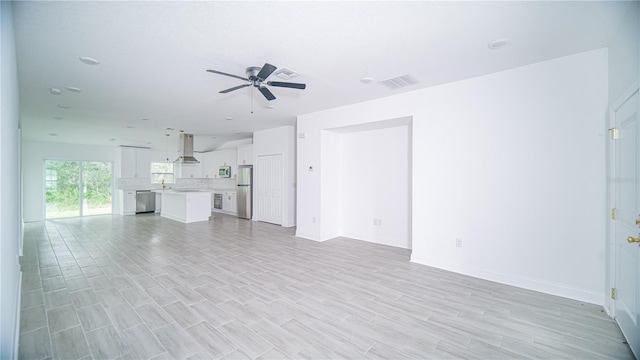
159 190 211 223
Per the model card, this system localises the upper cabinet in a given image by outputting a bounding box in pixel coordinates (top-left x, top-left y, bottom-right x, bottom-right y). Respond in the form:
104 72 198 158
237 145 253 166
202 148 237 178
120 146 150 179
201 152 215 178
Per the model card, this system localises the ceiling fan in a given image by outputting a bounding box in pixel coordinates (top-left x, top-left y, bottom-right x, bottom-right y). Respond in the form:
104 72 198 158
206 63 306 101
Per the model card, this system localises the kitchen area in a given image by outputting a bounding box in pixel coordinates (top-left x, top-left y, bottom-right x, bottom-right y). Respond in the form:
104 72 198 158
117 133 254 224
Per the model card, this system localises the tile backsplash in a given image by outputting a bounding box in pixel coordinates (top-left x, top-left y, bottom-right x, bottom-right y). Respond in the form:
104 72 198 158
117 178 152 190
164 177 236 190
118 177 236 191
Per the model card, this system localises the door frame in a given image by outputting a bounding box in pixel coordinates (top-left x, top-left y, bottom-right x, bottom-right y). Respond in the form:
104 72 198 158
255 153 285 225
606 80 639 317
43 159 115 219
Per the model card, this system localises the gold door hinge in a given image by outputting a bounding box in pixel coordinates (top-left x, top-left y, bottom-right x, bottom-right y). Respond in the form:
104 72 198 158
608 128 620 140
612 208 618 220
611 288 617 300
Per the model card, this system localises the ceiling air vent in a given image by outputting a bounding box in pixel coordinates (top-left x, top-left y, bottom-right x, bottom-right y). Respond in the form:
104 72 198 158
379 74 419 90
274 68 299 80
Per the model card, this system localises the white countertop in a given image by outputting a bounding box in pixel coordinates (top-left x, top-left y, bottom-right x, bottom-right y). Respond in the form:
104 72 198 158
158 189 212 194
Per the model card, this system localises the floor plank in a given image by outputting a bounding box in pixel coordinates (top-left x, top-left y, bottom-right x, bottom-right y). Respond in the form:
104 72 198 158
18 214 634 359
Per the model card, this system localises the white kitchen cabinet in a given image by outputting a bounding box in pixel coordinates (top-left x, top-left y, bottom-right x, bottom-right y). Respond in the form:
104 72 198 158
121 190 136 215
219 149 237 177
207 149 237 178
201 152 215 178
120 146 151 178
161 191 211 223
155 192 162 213
175 162 202 179
237 144 253 166
222 191 237 214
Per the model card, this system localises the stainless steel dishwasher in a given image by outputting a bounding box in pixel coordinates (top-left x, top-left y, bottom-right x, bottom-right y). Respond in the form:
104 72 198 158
136 190 156 214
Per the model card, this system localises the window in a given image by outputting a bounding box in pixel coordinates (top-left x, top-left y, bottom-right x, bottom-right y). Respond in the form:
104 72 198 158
151 162 174 184
45 168 57 189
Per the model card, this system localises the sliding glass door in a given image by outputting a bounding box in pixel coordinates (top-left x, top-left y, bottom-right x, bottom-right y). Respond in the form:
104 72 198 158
45 160 112 219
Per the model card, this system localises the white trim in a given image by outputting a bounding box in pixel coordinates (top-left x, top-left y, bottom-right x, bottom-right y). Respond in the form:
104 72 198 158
14 271 22 360
612 81 640 112
411 254 603 305
294 232 325 242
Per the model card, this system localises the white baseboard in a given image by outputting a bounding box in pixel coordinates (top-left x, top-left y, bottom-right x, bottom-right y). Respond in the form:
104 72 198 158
340 230 411 250
411 253 603 305
294 231 325 242
14 271 22 359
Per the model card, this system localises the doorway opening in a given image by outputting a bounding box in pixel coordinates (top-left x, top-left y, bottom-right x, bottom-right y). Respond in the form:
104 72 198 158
44 160 113 219
322 116 412 249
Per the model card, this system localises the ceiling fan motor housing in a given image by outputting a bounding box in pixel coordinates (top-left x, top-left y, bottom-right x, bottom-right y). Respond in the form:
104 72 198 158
246 66 262 80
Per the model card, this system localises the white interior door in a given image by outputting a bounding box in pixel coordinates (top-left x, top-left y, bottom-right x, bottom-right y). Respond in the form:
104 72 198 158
612 88 640 357
256 154 283 225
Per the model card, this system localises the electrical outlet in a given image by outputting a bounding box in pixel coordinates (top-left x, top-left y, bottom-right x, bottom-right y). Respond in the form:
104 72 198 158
373 218 377 226
312 217 316 223
456 238 462 248
378 219 382 226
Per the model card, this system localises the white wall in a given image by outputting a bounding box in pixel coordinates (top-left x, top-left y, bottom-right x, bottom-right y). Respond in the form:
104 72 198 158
1 2 22 357
297 49 608 305
253 126 296 227
608 1 639 105
22 141 119 222
319 130 341 240
338 125 410 249
215 138 253 150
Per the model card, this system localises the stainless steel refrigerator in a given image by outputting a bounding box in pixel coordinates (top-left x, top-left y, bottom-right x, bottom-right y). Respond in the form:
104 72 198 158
236 165 253 219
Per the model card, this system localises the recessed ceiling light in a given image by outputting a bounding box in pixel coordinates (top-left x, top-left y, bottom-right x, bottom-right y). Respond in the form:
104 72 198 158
79 56 100 65
126 125 133 128
53 116 63 120
165 133 170 136
360 77 374 84
146 142 152 145
49 132 58 136
49 88 62 95
141 118 150 121
57 104 71 109
65 86 81 93
179 129 185 133
225 117 233 121
109 138 116 141
166 127 174 131
488 38 509 50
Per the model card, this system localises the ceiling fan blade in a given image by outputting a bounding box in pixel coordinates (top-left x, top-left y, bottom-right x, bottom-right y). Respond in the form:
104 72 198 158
219 83 250 94
256 63 277 81
206 69 249 82
267 81 306 90
258 86 276 101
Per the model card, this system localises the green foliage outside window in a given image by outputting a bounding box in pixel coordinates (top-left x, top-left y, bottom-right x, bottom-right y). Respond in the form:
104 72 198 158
151 162 174 184
45 160 112 218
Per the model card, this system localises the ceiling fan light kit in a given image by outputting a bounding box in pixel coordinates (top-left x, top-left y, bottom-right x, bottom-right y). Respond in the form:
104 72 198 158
207 62 306 102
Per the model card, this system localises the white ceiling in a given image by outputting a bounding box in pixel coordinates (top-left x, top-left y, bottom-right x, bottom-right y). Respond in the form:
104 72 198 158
12 1 632 152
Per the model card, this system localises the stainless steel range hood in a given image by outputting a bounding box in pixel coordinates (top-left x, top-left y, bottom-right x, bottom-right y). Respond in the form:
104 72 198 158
174 133 200 163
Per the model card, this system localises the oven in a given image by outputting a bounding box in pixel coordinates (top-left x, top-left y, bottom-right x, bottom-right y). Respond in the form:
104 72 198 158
213 193 223 210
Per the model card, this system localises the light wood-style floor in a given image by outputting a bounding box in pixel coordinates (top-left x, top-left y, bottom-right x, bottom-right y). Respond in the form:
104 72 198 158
18 213 633 360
